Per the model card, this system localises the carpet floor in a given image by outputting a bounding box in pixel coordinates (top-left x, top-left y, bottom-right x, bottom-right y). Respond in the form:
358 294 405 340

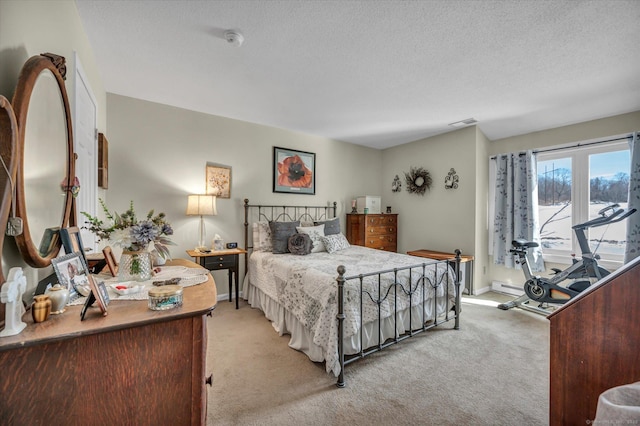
206 293 549 425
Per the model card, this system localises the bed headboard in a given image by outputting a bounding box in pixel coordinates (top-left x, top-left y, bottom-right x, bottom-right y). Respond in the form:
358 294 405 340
243 198 338 252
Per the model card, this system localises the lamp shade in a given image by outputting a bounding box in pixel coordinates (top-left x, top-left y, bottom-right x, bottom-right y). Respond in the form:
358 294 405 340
186 194 217 216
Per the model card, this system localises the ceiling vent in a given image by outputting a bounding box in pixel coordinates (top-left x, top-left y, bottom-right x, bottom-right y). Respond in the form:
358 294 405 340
448 118 478 128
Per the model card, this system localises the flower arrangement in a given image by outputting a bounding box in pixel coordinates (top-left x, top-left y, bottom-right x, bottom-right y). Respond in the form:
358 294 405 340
81 199 174 260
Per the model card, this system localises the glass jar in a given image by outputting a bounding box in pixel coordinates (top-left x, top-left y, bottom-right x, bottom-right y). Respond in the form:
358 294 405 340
148 285 183 311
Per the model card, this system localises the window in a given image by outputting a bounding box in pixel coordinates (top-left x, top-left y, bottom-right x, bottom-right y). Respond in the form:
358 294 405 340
537 139 630 267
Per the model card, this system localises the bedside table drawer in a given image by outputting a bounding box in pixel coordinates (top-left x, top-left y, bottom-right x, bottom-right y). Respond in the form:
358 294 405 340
202 256 236 270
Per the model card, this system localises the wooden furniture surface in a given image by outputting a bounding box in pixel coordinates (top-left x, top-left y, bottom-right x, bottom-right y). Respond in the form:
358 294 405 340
0 259 216 425
187 248 246 309
548 255 640 425
346 213 398 252
407 249 475 294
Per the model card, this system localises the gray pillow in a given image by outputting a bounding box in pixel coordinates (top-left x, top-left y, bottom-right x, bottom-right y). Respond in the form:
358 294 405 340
314 217 340 235
269 221 300 254
288 233 313 255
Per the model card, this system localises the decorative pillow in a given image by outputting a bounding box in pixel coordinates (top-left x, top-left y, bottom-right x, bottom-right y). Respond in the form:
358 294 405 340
314 217 340 235
300 220 315 227
269 220 300 254
322 233 351 254
252 222 272 252
288 233 313 255
296 224 326 253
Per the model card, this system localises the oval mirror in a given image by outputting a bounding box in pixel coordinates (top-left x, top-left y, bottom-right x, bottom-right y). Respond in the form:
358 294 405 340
12 54 75 268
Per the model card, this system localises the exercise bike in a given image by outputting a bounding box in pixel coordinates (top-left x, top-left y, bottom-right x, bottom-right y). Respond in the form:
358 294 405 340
497 203 636 315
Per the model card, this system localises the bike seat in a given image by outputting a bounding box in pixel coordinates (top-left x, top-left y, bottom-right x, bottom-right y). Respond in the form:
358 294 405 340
512 239 539 249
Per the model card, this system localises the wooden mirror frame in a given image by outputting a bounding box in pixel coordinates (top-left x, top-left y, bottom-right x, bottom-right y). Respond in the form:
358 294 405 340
0 96 19 282
12 54 75 268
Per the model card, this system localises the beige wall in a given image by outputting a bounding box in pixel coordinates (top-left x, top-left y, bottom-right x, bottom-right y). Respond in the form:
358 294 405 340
107 94 382 296
487 111 640 289
380 126 477 255
0 0 106 288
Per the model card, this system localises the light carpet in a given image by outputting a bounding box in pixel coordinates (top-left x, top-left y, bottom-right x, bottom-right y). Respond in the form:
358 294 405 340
206 294 549 425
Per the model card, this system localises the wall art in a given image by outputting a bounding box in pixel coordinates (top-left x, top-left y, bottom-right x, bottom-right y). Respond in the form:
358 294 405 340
404 167 432 195
206 164 231 198
445 168 459 189
273 146 315 195
392 175 402 192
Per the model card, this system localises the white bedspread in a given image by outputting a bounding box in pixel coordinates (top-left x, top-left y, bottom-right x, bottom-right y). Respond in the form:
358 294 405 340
245 246 458 376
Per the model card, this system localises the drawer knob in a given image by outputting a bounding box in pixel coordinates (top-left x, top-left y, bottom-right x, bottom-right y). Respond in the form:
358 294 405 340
218 263 224 267
218 257 224 261
206 374 213 386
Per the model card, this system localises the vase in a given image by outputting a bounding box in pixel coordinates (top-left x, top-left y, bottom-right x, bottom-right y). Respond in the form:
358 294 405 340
31 295 52 323
118 250 153 282
45 284 70 314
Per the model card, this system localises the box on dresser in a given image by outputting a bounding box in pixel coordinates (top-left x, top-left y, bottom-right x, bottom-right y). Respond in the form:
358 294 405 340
346 213 397 252
356 196 381 214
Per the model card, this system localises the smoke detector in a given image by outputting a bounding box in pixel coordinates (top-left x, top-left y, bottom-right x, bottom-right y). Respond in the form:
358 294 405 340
224 30 244 47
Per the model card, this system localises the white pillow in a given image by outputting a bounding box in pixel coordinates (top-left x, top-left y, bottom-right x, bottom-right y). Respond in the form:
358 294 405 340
252 222 272 252
296 224 326 253
322 233 351 254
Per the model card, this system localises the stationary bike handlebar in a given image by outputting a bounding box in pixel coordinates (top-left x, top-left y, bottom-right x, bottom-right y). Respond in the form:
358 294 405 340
572 204 637 230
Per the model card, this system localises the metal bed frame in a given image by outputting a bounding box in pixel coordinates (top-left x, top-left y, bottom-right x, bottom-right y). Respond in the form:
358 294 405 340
243 199 462 387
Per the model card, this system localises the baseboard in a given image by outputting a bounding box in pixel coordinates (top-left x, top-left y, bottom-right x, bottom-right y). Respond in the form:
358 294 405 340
217 292 243 302
491 280 524 297
473 286 491 295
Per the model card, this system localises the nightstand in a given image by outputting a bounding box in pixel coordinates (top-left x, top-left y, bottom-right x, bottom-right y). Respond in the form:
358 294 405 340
187 248 247 309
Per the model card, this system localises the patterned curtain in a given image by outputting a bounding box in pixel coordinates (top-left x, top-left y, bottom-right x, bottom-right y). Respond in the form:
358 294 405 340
624 132 640 263
492 151 545 272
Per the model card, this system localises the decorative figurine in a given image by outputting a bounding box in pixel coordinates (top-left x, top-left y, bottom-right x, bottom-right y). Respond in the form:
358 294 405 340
0 267 28 337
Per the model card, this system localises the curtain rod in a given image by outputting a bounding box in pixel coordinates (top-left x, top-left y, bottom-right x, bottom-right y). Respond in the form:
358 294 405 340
490 133 636 159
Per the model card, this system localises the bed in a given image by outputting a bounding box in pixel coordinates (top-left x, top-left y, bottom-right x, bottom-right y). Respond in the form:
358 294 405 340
242 199 462 387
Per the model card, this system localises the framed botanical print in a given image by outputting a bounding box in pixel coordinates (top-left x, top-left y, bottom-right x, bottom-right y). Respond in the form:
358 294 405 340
206 164 231 198
273 147 315 195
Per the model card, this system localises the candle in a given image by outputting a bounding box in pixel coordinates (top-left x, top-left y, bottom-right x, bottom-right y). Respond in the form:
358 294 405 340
352 199 356 208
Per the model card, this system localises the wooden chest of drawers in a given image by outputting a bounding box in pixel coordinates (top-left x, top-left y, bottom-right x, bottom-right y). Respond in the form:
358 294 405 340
346 213 398 252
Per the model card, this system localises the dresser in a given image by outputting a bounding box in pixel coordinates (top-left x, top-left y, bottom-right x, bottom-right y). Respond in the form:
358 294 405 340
0 259 216 425
346 213 398 252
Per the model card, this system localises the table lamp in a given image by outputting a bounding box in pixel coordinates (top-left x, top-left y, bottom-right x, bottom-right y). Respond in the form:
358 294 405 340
186 194 217 252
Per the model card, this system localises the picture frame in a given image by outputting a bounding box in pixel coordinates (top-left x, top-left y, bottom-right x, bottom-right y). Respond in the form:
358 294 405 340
60 226 87 265
38 226 60 257
273 146 315 195
102 246 118 277
80 275 109 320
98 132 108 189
206 164 231 198
51 252 90 301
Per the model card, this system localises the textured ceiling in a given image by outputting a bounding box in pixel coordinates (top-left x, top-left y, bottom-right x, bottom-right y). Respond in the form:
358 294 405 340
75 0 640 149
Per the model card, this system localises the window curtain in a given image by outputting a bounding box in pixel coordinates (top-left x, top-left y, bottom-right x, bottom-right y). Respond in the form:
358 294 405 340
624 132 640 263
491 150 545 272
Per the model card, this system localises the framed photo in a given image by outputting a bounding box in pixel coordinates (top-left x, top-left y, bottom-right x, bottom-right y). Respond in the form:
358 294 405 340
60 226 87 265
206 164 231 198
102 246 118 277
51 252 89 300
273 146 315 195
80 275 109 320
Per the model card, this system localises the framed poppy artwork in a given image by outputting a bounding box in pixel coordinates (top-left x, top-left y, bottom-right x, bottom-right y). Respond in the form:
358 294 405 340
273 147 315 195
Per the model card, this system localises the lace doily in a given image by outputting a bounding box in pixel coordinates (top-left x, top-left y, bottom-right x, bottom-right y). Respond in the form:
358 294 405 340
68 265 209 305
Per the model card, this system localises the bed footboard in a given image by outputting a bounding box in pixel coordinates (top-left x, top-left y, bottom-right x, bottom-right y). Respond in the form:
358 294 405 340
336 250 463 388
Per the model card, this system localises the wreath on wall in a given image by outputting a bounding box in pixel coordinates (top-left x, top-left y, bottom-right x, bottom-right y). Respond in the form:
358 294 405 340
404 167 432 195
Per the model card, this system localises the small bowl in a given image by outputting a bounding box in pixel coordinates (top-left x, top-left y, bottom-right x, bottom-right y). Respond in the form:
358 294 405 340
109 282 145 295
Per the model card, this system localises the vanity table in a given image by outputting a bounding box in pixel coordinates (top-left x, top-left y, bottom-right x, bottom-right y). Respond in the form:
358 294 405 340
0 259 216 425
